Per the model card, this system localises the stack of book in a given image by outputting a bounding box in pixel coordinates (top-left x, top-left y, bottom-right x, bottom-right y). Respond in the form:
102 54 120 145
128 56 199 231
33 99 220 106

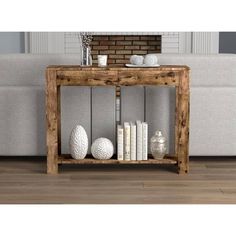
117 121 148 161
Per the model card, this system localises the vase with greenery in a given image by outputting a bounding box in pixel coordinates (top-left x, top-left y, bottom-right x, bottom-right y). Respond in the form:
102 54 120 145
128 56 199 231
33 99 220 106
79 32 93 66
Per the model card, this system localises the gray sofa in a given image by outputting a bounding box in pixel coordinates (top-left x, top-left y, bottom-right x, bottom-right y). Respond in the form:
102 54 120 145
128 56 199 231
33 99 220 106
157 54 236 156
0 54 235 156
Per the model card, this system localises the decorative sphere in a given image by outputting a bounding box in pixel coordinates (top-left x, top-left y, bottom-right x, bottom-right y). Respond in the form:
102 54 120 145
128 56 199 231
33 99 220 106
69 125 88 159
144 54 158 66
130 55 144 65
91 138 114 160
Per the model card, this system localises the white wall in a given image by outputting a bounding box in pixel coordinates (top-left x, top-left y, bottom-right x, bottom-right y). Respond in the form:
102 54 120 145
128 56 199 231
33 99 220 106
0 32 25 53
30 32 187 54
27 32 219 54
2 32 234 54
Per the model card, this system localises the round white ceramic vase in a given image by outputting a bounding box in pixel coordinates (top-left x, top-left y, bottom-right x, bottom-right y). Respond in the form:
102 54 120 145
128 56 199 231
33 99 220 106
69 125 88 159
130 55 144 65
144 54 158 66
91 138 114 160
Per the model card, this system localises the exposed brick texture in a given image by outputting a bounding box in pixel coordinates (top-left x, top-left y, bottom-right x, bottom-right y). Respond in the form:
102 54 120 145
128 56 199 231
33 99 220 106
91 35 161 66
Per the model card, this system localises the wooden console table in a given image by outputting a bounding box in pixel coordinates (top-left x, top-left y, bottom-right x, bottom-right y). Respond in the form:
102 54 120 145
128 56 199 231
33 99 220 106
46 66 190 174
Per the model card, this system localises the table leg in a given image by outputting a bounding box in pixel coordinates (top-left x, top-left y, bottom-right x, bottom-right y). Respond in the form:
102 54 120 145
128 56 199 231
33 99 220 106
177 71 190 174
46 69 59 174
175 86 179 160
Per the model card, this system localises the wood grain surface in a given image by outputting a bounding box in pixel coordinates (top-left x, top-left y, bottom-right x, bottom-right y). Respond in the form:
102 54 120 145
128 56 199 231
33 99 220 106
46 69 59 174
58 155 177 165
0 156 236 204
46 66 190 174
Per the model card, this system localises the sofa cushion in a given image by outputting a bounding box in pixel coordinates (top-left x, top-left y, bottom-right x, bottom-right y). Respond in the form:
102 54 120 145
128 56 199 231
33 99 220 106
0 86 46 155
0 54 80 86
154 54 236 87
1 53 236 87
190 87 236 155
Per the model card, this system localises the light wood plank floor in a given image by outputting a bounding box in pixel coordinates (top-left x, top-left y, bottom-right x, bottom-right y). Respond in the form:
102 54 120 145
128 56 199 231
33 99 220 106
0 156 236 204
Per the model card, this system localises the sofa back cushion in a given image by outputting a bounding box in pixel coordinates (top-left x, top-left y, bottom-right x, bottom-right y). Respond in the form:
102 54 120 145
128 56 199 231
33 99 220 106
1 53 236 87
154 54 236 87
0 54 80 86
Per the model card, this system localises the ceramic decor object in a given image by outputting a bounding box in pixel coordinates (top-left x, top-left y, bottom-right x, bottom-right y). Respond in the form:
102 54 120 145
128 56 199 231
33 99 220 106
69 125 88 159
144 54 158 66
130 55 144 65
91 138 114 160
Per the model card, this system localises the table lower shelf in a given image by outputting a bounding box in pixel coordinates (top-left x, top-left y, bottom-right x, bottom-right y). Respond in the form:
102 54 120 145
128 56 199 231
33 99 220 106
58 154 177 165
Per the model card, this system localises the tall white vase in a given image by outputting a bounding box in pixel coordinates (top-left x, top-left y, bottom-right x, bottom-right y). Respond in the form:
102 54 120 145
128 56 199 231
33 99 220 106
69 125 88 159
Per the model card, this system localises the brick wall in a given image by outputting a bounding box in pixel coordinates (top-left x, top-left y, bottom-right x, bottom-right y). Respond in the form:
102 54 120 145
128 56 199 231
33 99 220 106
91 35 161 66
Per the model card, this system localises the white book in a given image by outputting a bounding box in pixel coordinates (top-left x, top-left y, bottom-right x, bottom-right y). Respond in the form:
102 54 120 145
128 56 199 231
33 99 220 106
136 120 143 161
142 122 148 160
130 122 137 161
124 122 131 161
117 125 124 161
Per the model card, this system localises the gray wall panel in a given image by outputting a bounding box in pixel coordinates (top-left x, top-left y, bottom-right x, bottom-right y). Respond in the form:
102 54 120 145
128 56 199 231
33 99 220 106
120 86 145 123
0 32 25 53
92 87 116 147
219 32 236 54
61 87 91 154
145 86 175 154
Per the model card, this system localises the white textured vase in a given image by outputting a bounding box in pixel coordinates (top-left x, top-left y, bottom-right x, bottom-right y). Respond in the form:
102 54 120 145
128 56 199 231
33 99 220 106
91 138 114 160
130 55 144 65
69 125 88 159
144 54 158 66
